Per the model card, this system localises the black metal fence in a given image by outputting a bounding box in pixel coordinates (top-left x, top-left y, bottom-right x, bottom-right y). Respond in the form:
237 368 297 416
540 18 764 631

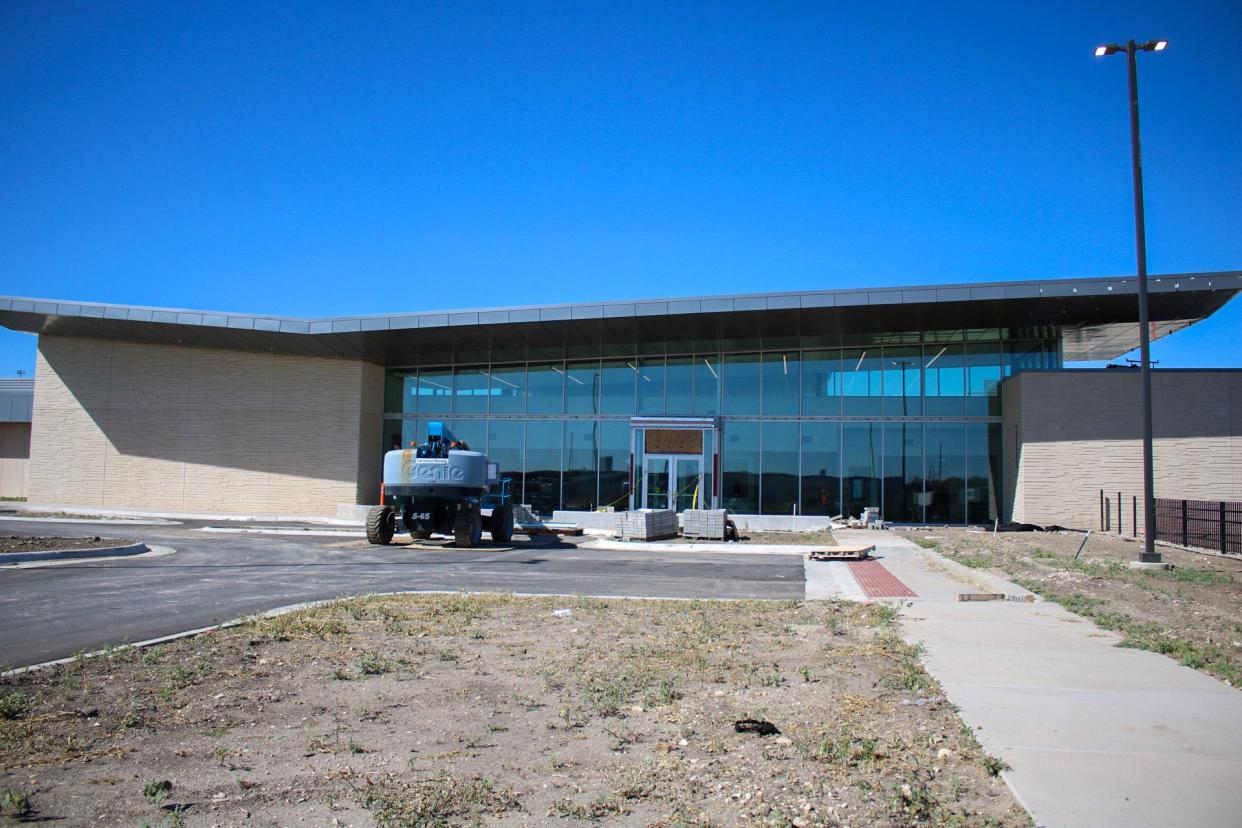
1154 498 1242 555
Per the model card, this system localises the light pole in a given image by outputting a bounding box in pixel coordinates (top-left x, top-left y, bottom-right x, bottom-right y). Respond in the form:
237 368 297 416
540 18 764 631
1094 38 1167 564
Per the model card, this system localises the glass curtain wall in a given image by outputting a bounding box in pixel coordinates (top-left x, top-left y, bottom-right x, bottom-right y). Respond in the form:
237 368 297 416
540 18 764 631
381 333 1052 520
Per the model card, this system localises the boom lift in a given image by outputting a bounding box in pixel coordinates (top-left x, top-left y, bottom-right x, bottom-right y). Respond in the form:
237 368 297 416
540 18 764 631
366 422 515 547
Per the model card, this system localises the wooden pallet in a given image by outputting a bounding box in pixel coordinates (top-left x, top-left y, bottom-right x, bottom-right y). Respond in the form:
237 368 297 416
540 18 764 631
806 544 874 562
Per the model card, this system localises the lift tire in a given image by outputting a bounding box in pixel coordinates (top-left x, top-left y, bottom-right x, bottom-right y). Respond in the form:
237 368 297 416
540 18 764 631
724 519 739 542
490 504 515 544
366 505 395 545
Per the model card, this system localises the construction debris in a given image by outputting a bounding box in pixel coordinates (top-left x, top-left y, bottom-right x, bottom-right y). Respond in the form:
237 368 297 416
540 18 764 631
806 544 875 562
956 593 1036 603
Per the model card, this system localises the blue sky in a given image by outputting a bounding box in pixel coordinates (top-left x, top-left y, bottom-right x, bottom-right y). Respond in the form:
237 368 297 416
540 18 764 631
2 0 1239 375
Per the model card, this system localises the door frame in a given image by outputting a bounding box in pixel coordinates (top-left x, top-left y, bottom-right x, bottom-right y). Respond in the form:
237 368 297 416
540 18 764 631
629 417 720 511
641 453 704 511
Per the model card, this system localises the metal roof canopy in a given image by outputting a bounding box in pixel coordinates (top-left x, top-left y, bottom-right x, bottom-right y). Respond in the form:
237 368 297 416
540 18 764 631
1 271 1237 365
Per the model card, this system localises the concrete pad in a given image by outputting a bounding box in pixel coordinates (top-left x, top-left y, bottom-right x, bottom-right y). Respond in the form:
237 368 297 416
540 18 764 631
869 530 1242 828
803 558 865 601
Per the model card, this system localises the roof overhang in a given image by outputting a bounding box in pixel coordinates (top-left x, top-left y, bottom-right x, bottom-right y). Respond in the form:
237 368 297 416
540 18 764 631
2 272 1238 365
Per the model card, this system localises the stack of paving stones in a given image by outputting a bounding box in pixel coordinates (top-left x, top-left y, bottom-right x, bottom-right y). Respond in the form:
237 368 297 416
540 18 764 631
617 508 679 541
681 508 729 540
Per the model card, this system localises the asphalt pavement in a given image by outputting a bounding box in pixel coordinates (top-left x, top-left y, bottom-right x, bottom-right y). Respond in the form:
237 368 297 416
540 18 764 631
0 517 804 668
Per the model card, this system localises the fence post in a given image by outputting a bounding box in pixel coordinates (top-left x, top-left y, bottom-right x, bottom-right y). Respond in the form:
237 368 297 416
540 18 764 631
1221 500 1227 555
1099 489 1104 531
1132 495 1137 538
1182 499 1188 547
1118 491 1123 536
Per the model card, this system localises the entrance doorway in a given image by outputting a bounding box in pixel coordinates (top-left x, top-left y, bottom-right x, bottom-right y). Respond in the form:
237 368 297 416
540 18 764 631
643 454 703 512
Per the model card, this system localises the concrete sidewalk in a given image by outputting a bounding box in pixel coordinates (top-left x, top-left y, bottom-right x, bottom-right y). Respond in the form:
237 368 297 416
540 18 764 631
829 529 1242 828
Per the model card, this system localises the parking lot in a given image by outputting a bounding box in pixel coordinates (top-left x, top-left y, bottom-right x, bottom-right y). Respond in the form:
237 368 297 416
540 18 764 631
0 517 804 669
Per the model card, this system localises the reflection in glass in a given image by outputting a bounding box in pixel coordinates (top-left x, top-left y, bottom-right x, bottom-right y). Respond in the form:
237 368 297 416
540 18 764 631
600 360 635 415
965 344 1002 416
563 421 598 511
801 350 841 416
965 423 1002 524
693 355 720 415
761 422 799 515
722 421 759 513
723 353 761 415
843 422 882 519
644 456 670 510
488 365 526 414
665 357 694 415
565 361 600 414
486 420 524 504
924 344 965 417
883 347 922 416
415 369 453 415
882 422 923 522
800 422 840 517
597 421 631 511
762 353 799 415
384 372 416 414
447 419 487 452
382 419 424 454
453 367 489 414
842 349 882 416
925 423 965 523
527 364 564 414
524 420 562 516
637 357 666 415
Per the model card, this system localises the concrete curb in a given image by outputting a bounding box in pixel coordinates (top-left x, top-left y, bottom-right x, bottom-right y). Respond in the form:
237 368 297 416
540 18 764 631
198 526 364 538
913 545 1039 600
19 503 362 526
0 515 179 527
0 541 149 564
583 538 808 556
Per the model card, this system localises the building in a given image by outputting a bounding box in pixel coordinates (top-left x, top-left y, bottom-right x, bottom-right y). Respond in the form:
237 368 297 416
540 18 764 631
1 271 1238 525
0 378 34 500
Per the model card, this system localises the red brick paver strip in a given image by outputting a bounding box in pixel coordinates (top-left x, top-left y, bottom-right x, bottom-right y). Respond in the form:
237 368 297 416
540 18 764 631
846 559 918 598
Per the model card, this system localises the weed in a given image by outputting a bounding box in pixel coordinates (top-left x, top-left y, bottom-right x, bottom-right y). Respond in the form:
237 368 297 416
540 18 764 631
911 537 940 550
549 794 628 820
950 554 993 569
809 733 879 767
331 667 351 681
122 710 143 729
798 665 814 682
1032 548 1057 559
1165 567 1233 585
0 691 33 720
250 611 348 641
0 789 32 817
982 754 1010 776
357 651 393 675
863 603 900 628
362 773 519 827
143 779 172 807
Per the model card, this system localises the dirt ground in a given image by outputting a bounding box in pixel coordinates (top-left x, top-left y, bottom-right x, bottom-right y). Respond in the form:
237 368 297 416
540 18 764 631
909 528 1242 687
0 536 132 554
0 595 1027 827
739 530 837 547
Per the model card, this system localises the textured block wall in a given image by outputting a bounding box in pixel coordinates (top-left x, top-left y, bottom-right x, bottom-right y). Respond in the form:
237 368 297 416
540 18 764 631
28 335 384 516
0 422 30 498
1003 371 1242 532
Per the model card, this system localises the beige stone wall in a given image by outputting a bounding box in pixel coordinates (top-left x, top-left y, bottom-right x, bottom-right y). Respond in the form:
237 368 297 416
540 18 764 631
0 422 30 499
28 336 384 516
1003 371 1242 532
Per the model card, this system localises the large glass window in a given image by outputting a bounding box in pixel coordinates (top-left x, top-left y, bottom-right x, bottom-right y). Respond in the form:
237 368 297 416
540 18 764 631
665 357 694 415
925 423 966 523
841 349 883 416
488 365 526 414
524 420 562 515
923 344 965 417
722 421 759 513
882 422 923 523
447 419 488 452
762 352 799 415
723 353 761 415
761 422 799 515
800 422 840 517
843 422 882 519
382 418 424 453
1004 341 1057 377
486 420 524 502
565 361 600 414
801 350 841 416
883 346 922 416
598 421 631 511
637 357 666 415
965 423 1002 524
965 344 1002 416
693 355 720 415
415 369 453 415
453 367 489 414
385 372 417 414
600 360 635 415
563 421 598 511
526 364 564 414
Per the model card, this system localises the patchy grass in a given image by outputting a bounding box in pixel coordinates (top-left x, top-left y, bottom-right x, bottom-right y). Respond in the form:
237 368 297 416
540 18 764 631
0 594 1028 826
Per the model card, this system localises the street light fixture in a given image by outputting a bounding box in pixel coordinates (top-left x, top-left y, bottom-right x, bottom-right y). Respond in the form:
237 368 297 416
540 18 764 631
1094 38 1168 564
